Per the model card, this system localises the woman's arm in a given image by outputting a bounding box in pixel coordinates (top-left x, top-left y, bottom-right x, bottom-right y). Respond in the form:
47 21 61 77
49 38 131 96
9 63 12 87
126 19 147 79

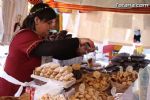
31 38 79 60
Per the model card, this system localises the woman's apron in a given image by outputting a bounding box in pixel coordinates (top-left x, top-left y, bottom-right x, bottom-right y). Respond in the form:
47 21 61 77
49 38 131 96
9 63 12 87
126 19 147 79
0 67 38 97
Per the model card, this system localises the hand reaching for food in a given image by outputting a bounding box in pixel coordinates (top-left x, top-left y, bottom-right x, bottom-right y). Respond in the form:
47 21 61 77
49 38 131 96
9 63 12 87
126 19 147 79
78 38 95 55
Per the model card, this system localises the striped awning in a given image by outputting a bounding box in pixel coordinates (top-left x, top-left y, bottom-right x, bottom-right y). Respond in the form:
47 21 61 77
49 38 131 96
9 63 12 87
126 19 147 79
44 0 150 14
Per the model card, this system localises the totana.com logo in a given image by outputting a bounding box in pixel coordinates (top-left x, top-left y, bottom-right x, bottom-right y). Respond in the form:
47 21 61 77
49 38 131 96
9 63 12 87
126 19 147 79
116 3 149 8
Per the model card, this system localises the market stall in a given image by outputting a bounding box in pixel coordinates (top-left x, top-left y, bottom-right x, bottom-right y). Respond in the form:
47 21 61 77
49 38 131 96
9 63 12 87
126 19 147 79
0 0 150 100
24 52 150 100
23 1 150 99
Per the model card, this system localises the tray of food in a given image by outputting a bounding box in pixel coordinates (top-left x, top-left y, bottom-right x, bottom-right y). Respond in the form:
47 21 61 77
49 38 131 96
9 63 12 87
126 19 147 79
31 63 76 88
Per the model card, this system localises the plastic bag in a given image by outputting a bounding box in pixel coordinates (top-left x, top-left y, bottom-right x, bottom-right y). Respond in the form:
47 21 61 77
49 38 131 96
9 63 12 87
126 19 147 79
34 81 64 100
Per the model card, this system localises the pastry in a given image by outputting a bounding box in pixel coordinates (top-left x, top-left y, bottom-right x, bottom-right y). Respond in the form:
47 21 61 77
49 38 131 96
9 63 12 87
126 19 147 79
72 64 81 70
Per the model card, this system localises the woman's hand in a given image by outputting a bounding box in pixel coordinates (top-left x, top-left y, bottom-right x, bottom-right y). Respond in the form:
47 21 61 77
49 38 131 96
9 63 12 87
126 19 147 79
79 38 95 49
77 38 95 55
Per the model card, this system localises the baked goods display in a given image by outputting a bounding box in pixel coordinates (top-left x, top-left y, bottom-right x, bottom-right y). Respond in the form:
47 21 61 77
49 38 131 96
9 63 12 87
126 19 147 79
81 74 111 99
40 94 66 100
32 55 143 100
111 66 138 85
111 66 138 93
72 64 81 70
69 83 114 100
68 65 138 100
110 53 150 71
104 64 120 72
33 63 75 82
68 71 113 100
83 71 111 92
71 64 83 80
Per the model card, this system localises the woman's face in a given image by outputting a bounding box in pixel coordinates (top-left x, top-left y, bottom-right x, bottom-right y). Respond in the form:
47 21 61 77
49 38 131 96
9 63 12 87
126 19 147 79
35 17 56 37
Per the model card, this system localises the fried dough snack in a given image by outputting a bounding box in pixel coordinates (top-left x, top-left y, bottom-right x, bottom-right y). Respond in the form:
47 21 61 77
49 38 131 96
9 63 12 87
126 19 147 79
34 63 75 82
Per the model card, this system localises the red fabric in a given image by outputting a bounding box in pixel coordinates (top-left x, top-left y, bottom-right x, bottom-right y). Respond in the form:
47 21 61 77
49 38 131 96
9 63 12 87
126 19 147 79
103 45 114 59
0 29 43 96
103 45 114 53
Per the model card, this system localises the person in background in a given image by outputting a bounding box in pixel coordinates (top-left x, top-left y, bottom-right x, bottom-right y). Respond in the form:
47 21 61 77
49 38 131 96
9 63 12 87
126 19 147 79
133 29 141 43
133 29 143 55
0 3 95 96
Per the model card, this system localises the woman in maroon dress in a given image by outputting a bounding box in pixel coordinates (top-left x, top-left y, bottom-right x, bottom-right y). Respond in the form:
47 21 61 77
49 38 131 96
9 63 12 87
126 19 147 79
0 3 95 96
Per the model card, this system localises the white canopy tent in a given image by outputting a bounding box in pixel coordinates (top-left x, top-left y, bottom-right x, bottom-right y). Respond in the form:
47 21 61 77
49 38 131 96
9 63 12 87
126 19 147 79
0 0 28 44
52 0 150 48
64 11 150 48
0 0 150 48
